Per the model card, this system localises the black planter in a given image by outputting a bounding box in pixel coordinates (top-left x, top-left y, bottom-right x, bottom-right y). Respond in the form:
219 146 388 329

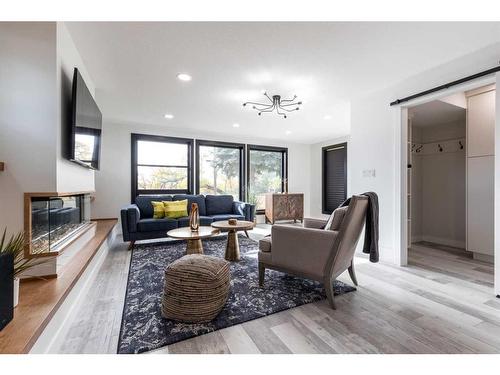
0 252 14 331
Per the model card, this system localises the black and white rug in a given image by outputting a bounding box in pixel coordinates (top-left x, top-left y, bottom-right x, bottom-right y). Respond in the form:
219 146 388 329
117 235 356 354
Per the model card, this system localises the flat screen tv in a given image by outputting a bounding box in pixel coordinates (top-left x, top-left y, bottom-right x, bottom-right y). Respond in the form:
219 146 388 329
69 68 102 170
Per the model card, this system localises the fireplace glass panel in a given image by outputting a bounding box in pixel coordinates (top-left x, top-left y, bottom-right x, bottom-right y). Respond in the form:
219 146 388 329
30 194 90 254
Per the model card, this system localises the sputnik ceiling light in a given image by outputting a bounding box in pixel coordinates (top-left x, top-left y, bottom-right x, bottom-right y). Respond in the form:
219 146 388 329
243 92 302 119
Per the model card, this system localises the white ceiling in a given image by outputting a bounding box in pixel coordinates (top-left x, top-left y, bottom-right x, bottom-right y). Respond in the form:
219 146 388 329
65 22 500 144
410 100 466 127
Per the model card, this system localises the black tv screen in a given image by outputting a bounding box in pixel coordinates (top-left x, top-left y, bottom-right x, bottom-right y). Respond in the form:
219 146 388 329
70 68 102 170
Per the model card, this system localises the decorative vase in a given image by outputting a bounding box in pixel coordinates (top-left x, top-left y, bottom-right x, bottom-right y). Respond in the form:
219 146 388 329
0 252 14 331
189 203 200 232
13 277 19 308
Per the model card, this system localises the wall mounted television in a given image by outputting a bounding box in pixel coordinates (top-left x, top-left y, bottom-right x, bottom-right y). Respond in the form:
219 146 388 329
69 68 102 170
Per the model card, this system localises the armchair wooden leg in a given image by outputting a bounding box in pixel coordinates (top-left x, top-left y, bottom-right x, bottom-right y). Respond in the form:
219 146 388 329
244 230 250 238
348 261 358 286
258 263 265 287
325 278 337 310
128 240 135 251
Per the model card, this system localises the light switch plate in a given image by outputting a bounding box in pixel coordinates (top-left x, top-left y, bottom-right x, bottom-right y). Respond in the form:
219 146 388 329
362 169 376 178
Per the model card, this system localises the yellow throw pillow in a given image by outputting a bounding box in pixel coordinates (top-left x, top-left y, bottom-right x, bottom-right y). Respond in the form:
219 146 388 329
151 201 165 219
163 200 188 219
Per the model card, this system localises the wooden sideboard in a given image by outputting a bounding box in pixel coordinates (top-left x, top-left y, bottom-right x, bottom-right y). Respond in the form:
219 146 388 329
265 193 304 224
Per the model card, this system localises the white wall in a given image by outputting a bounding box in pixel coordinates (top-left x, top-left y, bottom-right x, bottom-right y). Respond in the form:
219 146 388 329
0 22 96 236
0 22 58 236
56 23 95 193
412 121 466 248
309 136 350 218
349 41 500 264
494 73 500 296
411 126 423 241
439 92 467 109
92 120 311 220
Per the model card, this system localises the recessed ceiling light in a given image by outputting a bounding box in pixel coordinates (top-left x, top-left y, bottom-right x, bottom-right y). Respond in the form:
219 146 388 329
233 123 240 128
177 73 192 81
285 130 292 135
324 115 332 120
164 114 174 119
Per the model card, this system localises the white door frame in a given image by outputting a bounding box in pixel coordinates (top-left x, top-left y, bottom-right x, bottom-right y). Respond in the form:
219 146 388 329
394 74 499 296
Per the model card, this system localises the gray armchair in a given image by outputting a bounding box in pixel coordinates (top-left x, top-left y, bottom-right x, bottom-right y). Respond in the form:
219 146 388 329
258 195 369 309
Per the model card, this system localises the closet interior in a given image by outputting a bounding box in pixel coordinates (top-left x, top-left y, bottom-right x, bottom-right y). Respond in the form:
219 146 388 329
407 84 496 266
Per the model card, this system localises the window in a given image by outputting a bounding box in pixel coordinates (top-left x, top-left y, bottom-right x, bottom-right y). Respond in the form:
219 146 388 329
322 142 347 214
196 140 245 200
247 145 288 211
74 127 101 169
131 134 193 200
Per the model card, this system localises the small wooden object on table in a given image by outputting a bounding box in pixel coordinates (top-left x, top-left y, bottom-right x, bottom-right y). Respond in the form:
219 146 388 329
211 220 255 261
167 226 219 255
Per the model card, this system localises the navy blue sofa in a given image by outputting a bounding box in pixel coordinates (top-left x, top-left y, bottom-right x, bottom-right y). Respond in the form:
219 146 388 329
121 194 255 248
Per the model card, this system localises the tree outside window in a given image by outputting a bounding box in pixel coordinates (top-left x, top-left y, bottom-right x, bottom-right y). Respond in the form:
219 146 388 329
198 143 243 200
248 148 287 210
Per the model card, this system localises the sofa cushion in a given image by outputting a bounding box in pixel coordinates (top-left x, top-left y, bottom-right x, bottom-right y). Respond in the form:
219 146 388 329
259 236 272 252
325 206 348 231
173 195 207 216
210 214 245 221
136 195 173 218
151 201 165 219
137 218 178 232
163 200 188 219
205 195 235 216
177 216 214 227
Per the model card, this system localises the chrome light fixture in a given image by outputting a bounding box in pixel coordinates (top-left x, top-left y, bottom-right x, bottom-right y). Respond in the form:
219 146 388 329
243 92 302 118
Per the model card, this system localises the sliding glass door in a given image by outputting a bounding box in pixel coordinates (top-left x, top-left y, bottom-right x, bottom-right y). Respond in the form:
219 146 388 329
196 140 245 200
247 145 288 211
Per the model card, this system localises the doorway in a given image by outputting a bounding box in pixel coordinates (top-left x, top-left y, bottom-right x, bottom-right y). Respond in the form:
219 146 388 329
405 84 495 288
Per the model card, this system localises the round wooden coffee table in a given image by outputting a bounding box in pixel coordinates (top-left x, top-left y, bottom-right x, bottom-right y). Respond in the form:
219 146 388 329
211 220 255 261
167 226 219 255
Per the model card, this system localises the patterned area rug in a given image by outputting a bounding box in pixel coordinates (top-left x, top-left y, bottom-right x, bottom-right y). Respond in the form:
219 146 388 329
117 235 356 354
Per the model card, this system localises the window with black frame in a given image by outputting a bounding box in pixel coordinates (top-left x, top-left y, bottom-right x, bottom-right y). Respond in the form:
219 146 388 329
131 134 193 200
247 145 288 211
196 140 245 200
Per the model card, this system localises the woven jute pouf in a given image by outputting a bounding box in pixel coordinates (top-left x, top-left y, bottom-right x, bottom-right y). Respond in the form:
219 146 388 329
161 254 231 323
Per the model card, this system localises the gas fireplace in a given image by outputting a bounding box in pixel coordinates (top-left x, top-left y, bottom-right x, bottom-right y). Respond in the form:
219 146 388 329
25 193 92 256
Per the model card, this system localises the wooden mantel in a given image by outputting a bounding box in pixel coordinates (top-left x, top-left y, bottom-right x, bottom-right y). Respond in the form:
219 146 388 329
0 219 117 354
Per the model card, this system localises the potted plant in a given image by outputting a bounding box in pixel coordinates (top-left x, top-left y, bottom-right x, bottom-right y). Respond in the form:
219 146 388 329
0 229 38 308
0 247 13 331
247 191 258 224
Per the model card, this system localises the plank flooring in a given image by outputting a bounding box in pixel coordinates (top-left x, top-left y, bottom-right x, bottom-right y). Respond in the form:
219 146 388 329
53 228 499 354
0 219 117 354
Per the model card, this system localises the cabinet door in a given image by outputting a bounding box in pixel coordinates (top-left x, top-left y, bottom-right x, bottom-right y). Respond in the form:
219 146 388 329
467 90 495 157
467 156 494 255
273 195 290 221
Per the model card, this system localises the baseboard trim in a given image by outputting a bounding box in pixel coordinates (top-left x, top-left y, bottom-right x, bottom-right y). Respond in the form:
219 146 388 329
472 252 494 264
416 235 465 249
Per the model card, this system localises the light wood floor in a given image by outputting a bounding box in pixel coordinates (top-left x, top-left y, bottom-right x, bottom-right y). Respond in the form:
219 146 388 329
55 229 499 354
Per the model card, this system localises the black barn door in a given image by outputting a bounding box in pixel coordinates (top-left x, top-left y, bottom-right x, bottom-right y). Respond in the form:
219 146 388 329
322 143 347 214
